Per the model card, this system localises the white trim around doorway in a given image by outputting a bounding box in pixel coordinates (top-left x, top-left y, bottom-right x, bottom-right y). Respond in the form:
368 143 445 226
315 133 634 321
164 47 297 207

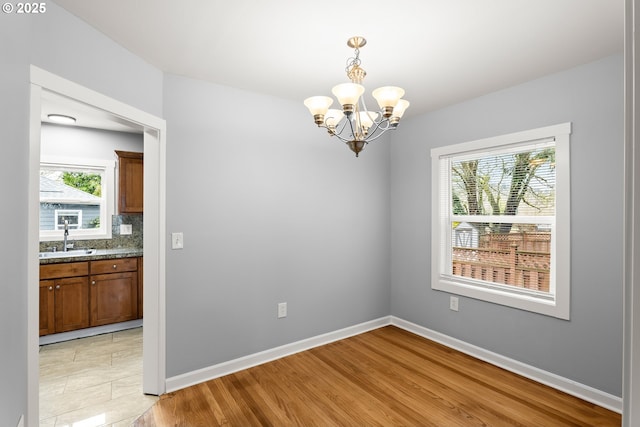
27 65 166 427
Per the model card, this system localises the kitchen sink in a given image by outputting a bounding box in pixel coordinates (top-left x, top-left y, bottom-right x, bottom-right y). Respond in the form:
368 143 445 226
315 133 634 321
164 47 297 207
39 249 98 259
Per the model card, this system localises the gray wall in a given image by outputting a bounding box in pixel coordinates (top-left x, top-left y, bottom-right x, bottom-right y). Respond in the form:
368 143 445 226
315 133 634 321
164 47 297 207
163 74 391 376
0 3 162 425
0 2 626 424
30 6 163 118
0 14 30 427
41 123 144 160
390 54 624 396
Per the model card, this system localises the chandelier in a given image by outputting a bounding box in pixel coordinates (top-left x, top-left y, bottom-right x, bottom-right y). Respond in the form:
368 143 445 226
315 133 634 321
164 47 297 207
304 36 410 157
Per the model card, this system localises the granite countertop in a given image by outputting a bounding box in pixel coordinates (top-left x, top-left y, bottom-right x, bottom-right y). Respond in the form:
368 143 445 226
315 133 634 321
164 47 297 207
39 247 143 264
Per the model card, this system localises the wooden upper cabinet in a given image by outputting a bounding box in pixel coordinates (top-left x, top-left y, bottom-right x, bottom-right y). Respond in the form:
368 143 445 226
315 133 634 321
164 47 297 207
116 150 143 214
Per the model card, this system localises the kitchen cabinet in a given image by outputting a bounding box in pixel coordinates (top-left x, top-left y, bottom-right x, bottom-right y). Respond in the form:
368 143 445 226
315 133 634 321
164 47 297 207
39 256 142 336
39 262 90 336
90 258 139 327
115 150 143 213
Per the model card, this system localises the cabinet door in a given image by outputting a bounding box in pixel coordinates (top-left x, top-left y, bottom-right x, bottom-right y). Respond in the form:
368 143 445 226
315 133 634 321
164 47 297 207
116 150 143 213
90 271 138 327
54 276 90 333
39 280 56 336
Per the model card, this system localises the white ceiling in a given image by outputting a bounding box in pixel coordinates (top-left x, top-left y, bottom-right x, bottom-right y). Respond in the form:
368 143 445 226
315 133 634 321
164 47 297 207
48 0 623 130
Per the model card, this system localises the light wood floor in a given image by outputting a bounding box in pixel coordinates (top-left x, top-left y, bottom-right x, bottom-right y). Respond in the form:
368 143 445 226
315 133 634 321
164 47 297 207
134 326 620 426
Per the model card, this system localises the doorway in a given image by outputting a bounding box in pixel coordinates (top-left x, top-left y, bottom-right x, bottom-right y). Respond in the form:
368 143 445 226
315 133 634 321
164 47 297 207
27 66 166 425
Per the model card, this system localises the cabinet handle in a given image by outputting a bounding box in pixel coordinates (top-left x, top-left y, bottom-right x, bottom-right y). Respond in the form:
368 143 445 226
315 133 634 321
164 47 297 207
92 281 96 285
113 264 117 269
48 286 53 291
55 285 60 290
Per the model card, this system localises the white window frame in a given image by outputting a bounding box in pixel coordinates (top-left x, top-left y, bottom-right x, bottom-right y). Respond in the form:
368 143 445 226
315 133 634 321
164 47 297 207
431 123 571 319
54 209 82 230
40 157 115 241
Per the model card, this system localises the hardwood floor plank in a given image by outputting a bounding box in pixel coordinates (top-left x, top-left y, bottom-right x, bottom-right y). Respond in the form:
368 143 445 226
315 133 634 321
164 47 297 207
367 327 616 426
348 331 540 426
356 330 547 425
134 326 621 426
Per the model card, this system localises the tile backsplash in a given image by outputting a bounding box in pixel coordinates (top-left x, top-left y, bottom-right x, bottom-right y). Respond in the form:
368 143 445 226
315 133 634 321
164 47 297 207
39 214 143 252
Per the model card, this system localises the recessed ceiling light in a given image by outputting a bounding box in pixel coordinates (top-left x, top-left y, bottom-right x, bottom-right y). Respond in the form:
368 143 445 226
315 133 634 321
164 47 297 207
47 114 76 125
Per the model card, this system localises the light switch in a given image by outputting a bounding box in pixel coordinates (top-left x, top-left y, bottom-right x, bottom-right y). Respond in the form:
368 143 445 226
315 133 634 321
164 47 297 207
171 232 184 249
120 224 132 235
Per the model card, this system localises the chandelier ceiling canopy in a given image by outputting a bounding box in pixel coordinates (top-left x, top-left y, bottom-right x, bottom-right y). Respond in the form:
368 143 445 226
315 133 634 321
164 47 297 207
304 36 410 157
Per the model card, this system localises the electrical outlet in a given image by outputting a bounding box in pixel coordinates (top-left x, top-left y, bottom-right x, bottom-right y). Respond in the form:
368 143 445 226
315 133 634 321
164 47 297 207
171 232 184 249
120 224 132 235
450 296 459 312
278 302 287 318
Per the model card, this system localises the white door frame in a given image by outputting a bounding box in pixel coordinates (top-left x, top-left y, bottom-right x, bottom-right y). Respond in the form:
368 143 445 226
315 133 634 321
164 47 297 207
27 66 166 426
624 1 640 424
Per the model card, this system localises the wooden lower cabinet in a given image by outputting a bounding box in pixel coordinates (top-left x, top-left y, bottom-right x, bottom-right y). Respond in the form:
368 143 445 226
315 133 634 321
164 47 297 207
90 271 138 326
39 263 90 335
39 282 55 335
55 276 91 333
40 256 142 336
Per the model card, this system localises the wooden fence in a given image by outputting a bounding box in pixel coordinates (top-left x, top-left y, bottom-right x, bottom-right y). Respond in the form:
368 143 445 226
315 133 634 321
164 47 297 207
452 232 551 292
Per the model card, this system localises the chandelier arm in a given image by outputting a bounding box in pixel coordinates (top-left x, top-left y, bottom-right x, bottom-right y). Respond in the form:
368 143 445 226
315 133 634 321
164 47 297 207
346 113 359 139
329 116 396 144
331 123 395 144
363 116 390 138
360 127 396 143
331 120 354 143
357 96 385 129
331 133 355 144
326 119 358 144
334 118 348 134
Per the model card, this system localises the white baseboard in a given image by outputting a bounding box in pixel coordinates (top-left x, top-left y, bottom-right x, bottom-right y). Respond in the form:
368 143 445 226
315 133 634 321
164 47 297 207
165 315 622 414
165 316 391 392
390 316 623 414
39 319 143 345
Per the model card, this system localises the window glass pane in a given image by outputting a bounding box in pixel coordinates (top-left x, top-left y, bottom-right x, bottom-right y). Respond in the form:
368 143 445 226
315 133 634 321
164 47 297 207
451 221 551 292
40 167 103 232
447 144 555 294
451 146 556 218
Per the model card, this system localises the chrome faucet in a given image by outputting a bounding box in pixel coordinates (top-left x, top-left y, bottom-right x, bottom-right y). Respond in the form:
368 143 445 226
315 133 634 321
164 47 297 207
63 220 69 252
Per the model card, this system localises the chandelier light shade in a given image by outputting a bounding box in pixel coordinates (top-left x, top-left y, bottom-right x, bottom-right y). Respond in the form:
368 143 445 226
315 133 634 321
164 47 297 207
304 36 410 157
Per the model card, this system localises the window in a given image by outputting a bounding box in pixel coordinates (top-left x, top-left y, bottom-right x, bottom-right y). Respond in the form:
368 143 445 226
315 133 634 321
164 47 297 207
54 209 82 230
40 158 115 241
431 123 571 319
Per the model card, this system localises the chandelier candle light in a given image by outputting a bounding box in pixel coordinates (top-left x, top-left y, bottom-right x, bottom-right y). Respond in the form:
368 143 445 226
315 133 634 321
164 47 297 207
304 36 410 157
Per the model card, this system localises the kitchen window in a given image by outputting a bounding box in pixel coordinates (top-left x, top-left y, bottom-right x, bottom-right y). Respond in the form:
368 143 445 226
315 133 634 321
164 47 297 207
431 123 571 319
40 158 115 241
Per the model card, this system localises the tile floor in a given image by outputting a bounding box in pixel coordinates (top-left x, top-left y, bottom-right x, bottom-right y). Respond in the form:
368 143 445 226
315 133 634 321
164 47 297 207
39 327 158 427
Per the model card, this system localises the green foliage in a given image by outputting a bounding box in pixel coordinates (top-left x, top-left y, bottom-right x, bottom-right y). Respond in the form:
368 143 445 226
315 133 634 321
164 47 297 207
62 172 102 196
